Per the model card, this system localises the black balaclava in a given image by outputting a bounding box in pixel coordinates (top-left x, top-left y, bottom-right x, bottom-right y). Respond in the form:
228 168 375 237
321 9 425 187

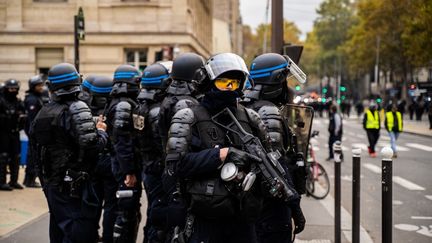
201 86 242 113
4 89 18 101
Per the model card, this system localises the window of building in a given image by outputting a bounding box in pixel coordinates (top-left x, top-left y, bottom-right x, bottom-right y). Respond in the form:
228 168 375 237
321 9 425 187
33 0 67 2
125 49 148 72
36 48 64 78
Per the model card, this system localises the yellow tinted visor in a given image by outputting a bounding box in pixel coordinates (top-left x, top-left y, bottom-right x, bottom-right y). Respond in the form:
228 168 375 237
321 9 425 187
214 78 241 90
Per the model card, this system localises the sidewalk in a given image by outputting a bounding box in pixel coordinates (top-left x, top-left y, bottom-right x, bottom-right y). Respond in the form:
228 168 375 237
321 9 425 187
0 168 47 238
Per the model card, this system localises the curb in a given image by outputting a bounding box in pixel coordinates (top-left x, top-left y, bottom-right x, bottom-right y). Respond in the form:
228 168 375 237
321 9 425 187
0 212 48 240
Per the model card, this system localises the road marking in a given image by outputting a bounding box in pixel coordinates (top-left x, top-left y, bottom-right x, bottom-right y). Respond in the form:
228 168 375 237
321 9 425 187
411 216 432 220
363 163 381 174
393 200 403 205
377 142 409 151
352 143 369 151
393 176 425 191
355 134 365 139
395 223 432 238
395 224 419 231
426 195 432 201
405 143 432 152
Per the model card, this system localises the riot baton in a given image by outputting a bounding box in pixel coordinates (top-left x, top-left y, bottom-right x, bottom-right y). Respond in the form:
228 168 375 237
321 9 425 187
381 147 393 243
352 146 362 243
333 141 342 243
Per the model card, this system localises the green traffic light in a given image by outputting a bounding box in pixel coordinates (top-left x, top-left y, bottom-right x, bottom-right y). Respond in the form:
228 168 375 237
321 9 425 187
295 85 301 91
376 98 382 103
321 98 326 103
341 95 346 100
337 99 341 104
322 88 328 94
340 86 346 92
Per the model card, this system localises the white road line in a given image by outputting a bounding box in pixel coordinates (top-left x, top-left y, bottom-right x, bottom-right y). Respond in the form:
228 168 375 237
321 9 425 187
361 165 426 191
315 184 374 243
426 195 432 201
393 176 425 191
405 143 432 152
363 163 381 174
355 134 365 139
411 216 432 220
352 143 369 151
377 142 410 152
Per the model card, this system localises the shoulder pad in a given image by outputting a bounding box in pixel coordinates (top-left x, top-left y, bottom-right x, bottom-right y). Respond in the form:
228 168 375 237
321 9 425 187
245 107 269 142
148 106 160 123
245 107 262 126
69 101 97 146
114 101 132 129
171 108 195 124
257 105 282 120
173 98 198 114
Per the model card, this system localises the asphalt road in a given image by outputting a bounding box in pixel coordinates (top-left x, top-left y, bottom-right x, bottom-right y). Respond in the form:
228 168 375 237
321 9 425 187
310 116 432 243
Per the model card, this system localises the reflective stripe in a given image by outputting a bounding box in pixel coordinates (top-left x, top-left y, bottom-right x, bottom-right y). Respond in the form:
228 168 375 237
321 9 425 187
366 110 380 129
386 111 403 132
48 72 79 83
249 63 287 74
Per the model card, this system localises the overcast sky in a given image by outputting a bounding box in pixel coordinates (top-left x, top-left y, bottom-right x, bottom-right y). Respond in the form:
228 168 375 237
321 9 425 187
239 0 324 41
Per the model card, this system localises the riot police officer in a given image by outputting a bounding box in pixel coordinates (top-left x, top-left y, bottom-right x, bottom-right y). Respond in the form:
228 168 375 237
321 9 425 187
244 53 306 242
164 53 292 242
158 53 205 148
0 79 25 191
31 63 108 242
136 62 171 243
23 75 47 188
105 65 143 243
82 75 118 243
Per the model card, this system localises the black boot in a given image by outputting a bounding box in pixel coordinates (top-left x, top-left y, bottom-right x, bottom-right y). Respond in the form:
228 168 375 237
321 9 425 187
9 182 24 189
0 183 13 191
25 175 41 188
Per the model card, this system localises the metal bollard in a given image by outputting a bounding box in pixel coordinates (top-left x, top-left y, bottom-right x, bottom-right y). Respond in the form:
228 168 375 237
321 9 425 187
333 141 342 243
381 147 393 243
352 146 362 243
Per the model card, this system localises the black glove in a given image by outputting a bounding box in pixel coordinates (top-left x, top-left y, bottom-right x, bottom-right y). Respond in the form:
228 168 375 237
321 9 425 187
225 147 261 168
292 206 306 234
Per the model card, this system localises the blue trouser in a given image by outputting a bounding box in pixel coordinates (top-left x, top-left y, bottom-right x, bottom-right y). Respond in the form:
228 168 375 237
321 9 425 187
256 198 293 243
388 131 400 153
44 182 99 243
93 154 118 243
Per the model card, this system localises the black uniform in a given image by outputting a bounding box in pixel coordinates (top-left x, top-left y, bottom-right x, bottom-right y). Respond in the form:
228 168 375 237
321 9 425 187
23 75 48 187
106 65 143 243
246 53 306 242
137 63 171 243
82 75 118 243
31 63 108 242
0 80 25 190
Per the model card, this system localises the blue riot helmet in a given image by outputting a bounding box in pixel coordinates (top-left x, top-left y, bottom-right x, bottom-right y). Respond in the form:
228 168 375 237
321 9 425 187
111 64 141 98
47 63 81 97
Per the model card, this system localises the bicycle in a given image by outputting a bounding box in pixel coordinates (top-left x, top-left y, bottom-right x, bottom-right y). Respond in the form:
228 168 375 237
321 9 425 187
305 130 330 199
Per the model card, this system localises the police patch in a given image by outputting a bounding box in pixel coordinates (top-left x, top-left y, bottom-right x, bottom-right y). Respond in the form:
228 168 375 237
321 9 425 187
132 114 145 130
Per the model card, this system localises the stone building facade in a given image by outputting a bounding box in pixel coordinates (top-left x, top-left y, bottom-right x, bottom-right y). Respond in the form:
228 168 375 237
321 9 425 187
0 0 213 88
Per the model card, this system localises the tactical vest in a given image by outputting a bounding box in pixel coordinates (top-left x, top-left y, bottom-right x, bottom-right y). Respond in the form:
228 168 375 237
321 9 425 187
186 105 261 220
32 102 77 184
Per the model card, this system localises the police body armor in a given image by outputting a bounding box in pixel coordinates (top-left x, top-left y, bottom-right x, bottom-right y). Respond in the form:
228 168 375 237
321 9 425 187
32 101 98 185
136 90 164 175
165 104 266 220
106 97 142 177
248 99 306 195
0 96 25 134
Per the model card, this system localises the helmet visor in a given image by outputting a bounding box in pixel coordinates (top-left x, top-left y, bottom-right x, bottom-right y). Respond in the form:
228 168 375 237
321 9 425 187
286 55 307 84
205 53 249 81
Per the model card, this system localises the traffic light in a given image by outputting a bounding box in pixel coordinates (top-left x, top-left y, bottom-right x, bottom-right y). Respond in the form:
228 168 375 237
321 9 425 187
376 98 382 103
322 87 328 94
341 95 346 100
339 85 346 92
337 98 341 104
321 97 327 103
295 85 301 91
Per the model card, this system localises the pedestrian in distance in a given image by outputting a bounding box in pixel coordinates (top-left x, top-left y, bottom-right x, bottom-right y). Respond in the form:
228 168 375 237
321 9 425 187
385 104 403 158
327 104 343 161
363 102 380 158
